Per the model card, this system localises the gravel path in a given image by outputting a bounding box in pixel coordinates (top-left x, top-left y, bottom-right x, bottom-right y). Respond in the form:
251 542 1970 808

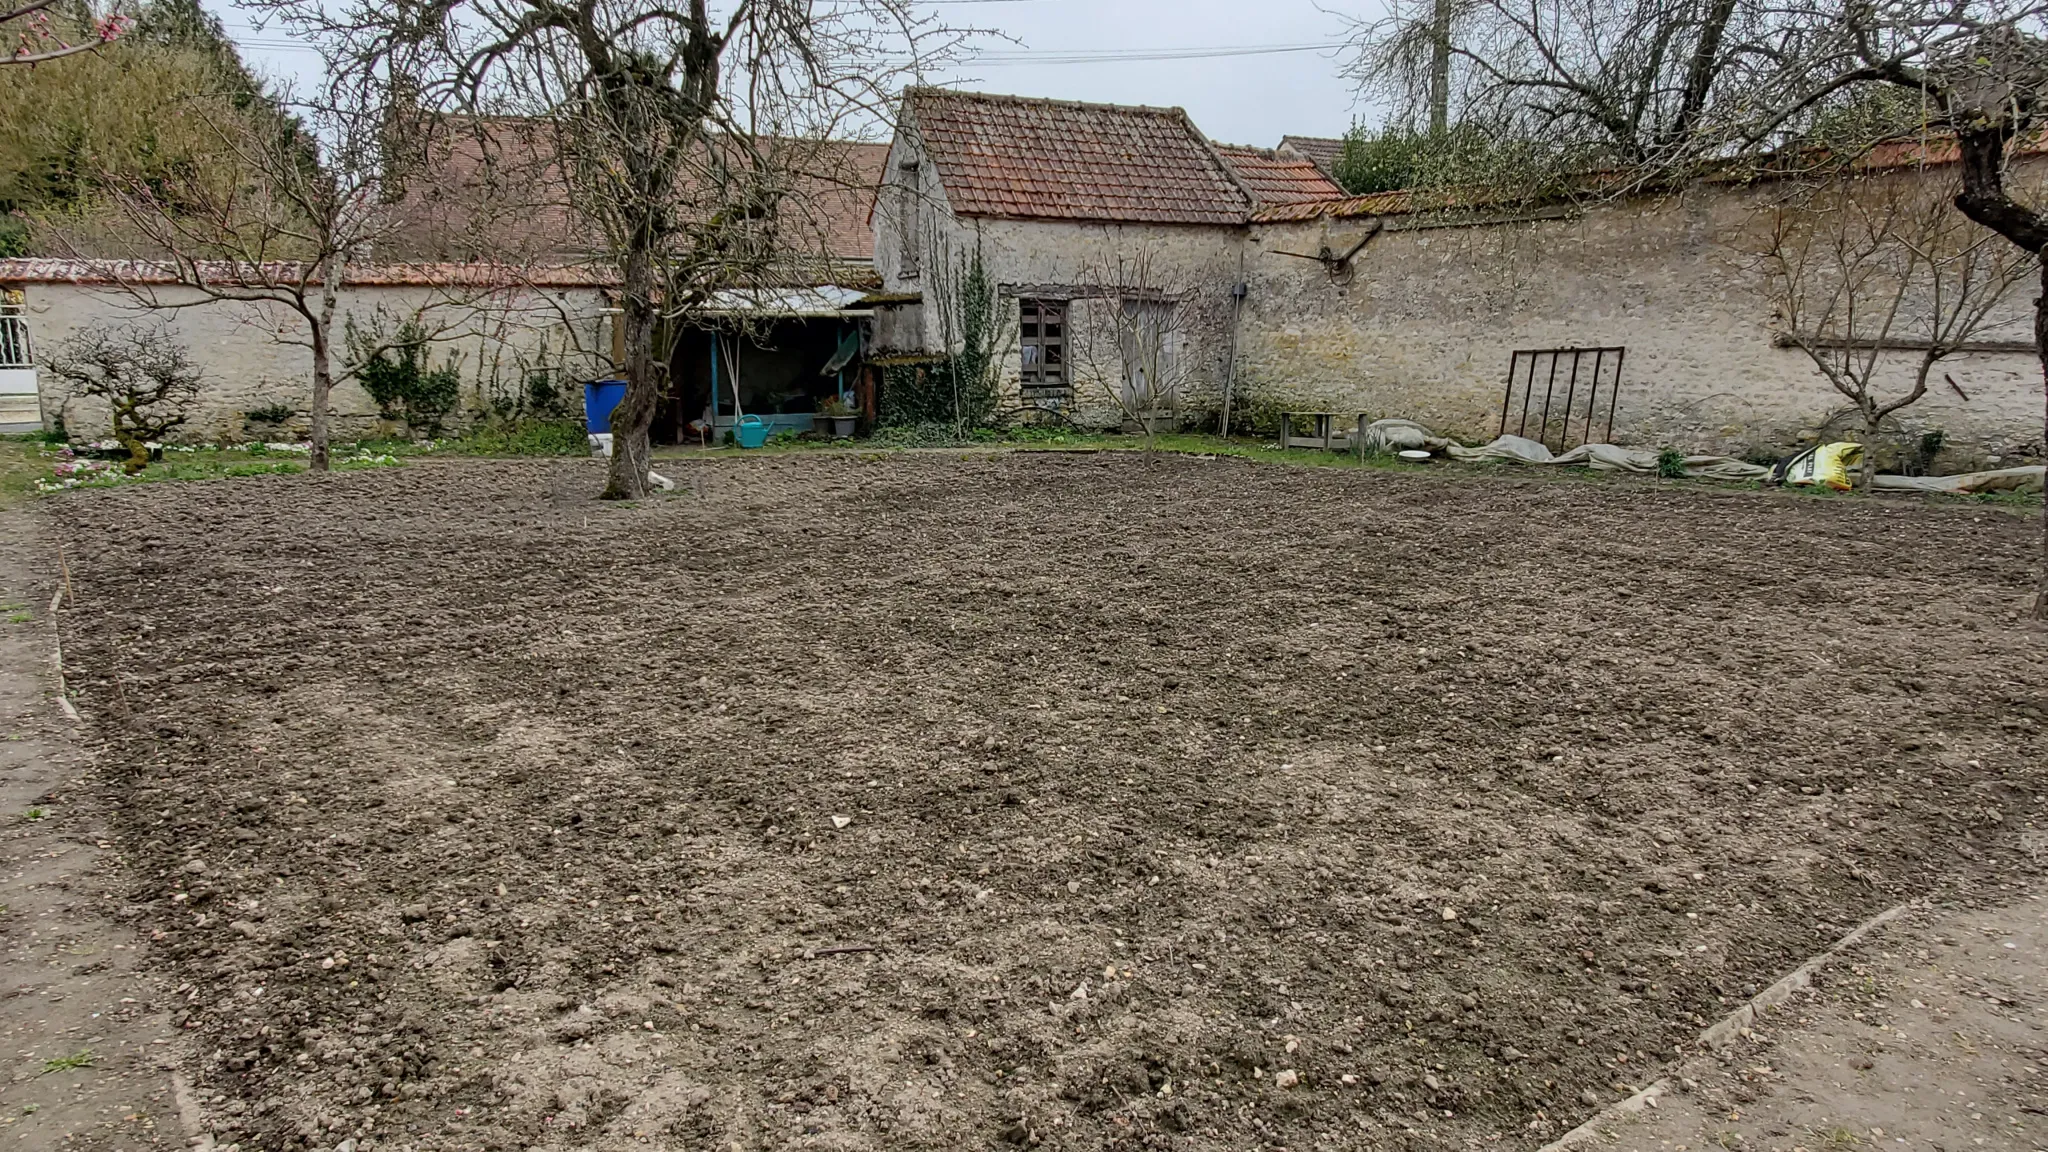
1589 893 2048 1151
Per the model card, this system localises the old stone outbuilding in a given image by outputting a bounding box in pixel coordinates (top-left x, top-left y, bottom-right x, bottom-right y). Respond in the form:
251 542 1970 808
872 88 2044 464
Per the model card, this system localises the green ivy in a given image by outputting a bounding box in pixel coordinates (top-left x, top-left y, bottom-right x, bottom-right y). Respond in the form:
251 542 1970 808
879 244 1002 430
346 315 462 437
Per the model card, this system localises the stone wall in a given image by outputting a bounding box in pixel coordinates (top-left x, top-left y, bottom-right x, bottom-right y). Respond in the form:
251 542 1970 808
1238 184 2045 464
10 281 613 442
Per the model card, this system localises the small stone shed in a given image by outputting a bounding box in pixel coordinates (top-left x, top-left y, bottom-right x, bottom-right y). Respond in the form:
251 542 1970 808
870 88 1343 425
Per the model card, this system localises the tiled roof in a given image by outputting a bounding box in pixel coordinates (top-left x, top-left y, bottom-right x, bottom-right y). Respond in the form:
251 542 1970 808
1251 189 1420 224
905 88 1251 225
385 119 889 266
0 258 618 288
1277 135 1346 178
1211 144 1346 206
1254 130 2048 224
804 142 891 260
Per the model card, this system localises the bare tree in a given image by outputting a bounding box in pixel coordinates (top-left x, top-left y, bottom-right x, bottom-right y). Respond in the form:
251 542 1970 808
60 75 409 468
4 0 127 65
273 0 964 500
1758 166 2035 484
43 320 203 471
1340 0 2031 178
1071 244 1198 452
61 60 525 469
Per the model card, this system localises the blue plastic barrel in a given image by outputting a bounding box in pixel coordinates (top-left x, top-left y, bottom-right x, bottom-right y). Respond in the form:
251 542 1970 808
583 379 628 433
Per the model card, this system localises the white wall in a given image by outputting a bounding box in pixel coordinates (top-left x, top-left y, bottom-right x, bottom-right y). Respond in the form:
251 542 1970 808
12 281 614 442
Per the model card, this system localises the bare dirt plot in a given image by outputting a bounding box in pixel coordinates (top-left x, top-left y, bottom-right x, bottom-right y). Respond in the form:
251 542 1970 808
43 452 2048 1152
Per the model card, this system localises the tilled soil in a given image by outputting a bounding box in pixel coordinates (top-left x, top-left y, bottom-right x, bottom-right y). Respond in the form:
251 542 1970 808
46 452 2048 1152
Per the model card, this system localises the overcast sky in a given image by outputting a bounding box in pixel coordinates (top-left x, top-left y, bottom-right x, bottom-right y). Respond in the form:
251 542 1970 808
205 0 1377 146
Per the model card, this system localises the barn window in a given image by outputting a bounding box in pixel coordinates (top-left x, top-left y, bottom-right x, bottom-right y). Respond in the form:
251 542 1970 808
1019 299 1064 386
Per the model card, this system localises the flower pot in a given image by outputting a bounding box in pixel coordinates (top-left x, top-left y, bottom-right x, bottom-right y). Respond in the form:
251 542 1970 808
829 415 856 439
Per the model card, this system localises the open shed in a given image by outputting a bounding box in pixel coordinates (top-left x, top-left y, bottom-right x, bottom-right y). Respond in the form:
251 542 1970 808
659 285 872 443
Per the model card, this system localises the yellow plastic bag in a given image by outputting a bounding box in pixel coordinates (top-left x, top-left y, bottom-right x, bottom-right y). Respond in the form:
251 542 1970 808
1773 442 1863 491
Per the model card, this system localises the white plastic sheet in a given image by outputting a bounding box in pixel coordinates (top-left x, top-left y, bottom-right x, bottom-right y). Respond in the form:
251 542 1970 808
1356 419 2045 494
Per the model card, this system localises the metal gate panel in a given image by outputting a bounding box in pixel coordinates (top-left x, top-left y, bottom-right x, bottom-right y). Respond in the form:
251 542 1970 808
1498 346 1625 451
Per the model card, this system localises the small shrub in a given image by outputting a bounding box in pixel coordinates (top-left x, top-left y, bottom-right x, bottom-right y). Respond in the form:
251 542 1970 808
0 215 28 259
1910 429 1946 476
42 323 204 473
460 418 589 456
868 421 972 449
245 402 295 425
525 371 574 419
1655 447 1688 479
334 450 401 471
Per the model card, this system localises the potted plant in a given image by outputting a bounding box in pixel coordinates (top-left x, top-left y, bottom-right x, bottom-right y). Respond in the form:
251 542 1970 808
817 394 858 439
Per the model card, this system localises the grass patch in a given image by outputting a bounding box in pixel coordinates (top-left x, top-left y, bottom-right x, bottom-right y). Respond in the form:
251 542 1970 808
39 1050 93 1075
453 418 589 457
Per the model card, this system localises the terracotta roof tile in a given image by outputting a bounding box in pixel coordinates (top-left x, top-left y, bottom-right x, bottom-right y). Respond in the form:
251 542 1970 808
906 88 1251 225
1251 188 1417 224
1211 144 1345 206
1277 135 1346 178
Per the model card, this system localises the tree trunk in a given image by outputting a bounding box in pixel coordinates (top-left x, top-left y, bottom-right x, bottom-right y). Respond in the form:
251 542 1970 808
309 262 342 473
119 430 148 474
600 245 658 501
308 325 333 473
2036 258 2048 619
1947 125 2048 620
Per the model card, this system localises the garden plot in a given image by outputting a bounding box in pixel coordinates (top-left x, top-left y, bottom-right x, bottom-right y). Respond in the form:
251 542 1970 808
48 454 2048 1152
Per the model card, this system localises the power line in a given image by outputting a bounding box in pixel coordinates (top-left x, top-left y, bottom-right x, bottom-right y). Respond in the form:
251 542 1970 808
231 38 1337 64
970 43 1330 64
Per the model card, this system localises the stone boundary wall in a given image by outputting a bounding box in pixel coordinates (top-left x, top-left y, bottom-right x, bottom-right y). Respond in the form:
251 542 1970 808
1236 183 2045 468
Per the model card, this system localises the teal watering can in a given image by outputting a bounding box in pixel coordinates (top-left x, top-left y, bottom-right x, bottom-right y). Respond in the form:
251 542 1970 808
733 414 769 449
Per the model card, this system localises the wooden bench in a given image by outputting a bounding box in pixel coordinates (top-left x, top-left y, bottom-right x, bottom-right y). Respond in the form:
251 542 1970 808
1279 412 1370 454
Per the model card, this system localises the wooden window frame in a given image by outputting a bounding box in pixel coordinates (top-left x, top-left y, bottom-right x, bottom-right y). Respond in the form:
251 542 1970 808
897 162 921 279
1018 298 1066 388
